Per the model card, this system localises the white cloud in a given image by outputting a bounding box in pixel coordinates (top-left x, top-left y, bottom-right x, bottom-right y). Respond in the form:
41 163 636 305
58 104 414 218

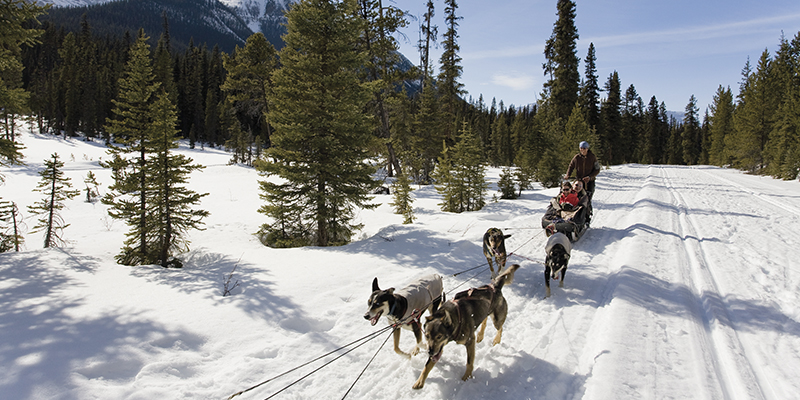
490 73 537 91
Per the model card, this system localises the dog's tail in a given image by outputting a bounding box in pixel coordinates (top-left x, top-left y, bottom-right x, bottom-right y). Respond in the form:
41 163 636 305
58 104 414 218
493 263 521 289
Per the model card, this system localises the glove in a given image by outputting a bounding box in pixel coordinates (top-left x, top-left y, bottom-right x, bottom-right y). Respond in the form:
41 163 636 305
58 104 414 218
582 176 590 183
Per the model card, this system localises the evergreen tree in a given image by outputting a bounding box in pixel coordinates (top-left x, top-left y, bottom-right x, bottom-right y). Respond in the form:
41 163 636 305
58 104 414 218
0 200 24 252
83 170 100 203
417 0 438 87
580 43 600 131
564 101 595 166
543 0 580 122
729 51 776 171
146 92 209 267
28 153 80 248
497 167 517 200
390 172 416 224
437 0 464 142
763 33 800 179
621 84 643 163
681 95 701 165
411 74 442 183
220 33 278 164
1 0 48 137
357 0 410 177
598 71 621 164
641 96 663 164
708 85 735 166
102 31 160 265
433 122 487 212
259 0 377 247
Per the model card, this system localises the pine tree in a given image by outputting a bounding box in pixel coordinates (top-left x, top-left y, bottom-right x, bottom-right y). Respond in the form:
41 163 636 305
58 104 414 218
357 0 410 177
599 71 621 164
433 122 487 212
708 85 735 166
641 96 663 164
543 0 580 122
83 170 100 203
102 31 160 265
580 43 600 131
681 95 701 165
220 33 278 163
390 172 416 224
411 74 442 183
1 0 48 138
763 33 800 179
146 92 209 267
497 167 518 200
438 0 465 142
418 0 438 87
28 153 80 248
0 200 24 252
259 0 377 247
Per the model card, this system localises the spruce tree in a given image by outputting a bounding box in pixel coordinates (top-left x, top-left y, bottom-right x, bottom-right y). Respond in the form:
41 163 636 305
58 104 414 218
390 172 416 224
83 170 100 203
259 0 377 247
681 95 701 165
708 86 734 166
543 0 580 122
580 43 600 131
438 0 465 142
28 153 80 248
599 71 621 164
497 167 518 200
146 92 209 267
220 32 278 162
433 122 487 212
357 0 410 177
0 200 24 252
102 31 160 265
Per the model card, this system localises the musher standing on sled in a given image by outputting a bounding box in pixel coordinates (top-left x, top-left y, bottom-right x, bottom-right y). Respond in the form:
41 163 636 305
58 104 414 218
565 141 600 220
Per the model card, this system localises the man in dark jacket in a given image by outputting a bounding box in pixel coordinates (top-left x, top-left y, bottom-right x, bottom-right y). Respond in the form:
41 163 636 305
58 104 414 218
565 141 600 201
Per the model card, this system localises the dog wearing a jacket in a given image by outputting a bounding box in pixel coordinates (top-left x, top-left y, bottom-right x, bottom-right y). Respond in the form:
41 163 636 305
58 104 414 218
364 274 444 358
483 228 512 279
412 264 520 389
544 232 572 298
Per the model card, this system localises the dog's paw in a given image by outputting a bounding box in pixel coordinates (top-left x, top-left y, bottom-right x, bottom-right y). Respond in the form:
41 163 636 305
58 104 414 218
412 379 425 389
558 281 564 288
410 346 420 357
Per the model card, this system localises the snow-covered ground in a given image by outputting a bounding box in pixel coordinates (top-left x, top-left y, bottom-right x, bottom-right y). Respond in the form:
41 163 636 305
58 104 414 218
1 129 799 400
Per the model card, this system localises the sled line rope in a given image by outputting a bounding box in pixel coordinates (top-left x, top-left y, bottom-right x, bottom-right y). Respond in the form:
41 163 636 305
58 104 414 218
341 327 395 400
451 228 545 277
258 329 391 400
225 326 393 400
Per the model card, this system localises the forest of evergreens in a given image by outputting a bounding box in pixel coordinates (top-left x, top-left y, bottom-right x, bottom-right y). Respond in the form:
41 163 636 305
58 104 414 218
2 0 799 256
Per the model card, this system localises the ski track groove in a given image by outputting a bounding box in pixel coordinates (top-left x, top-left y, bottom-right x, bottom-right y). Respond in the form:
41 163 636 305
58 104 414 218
659 166 767 400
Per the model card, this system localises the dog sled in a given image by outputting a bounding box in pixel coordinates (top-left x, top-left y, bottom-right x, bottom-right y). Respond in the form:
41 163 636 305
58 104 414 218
541 180 591 242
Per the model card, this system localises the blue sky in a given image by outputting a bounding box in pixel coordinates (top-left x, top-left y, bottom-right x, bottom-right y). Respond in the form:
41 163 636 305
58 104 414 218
395 0 800 113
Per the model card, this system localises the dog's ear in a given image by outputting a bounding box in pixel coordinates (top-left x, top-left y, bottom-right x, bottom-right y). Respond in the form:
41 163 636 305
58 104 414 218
442 309 453 327
372 277 380 292
387 288 395 295
504 234 512 239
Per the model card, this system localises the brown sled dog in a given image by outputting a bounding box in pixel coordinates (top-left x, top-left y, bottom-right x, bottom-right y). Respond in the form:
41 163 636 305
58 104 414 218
412 264 520 389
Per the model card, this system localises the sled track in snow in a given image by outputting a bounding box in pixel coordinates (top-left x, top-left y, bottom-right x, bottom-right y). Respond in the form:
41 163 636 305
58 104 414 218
658 166 771 400
696 168 800 218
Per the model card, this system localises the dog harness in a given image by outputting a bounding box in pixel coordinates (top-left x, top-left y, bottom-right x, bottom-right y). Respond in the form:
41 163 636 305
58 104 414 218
545 232 572 278
389 274 443 325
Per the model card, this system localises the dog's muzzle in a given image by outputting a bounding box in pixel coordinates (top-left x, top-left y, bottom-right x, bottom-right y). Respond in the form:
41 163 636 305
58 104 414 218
364 310 382 326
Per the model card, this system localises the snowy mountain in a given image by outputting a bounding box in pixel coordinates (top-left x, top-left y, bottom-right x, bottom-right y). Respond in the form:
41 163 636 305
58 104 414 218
2 127 799 399
39 0 291 51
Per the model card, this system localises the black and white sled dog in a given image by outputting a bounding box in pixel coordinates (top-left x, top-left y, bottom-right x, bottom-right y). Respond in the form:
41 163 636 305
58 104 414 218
544 232 572 298
412 264 520 389
364 274 444 358
483 228 512 279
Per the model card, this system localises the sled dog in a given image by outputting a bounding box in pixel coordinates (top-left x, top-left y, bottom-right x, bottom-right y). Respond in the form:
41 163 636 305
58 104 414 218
412 264 520 389
364 274 444 358
544 232 572 298
483 228 512 279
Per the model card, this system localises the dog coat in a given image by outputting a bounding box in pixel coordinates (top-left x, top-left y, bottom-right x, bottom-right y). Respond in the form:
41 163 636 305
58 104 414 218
392 274 443 323
545 232 572 256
